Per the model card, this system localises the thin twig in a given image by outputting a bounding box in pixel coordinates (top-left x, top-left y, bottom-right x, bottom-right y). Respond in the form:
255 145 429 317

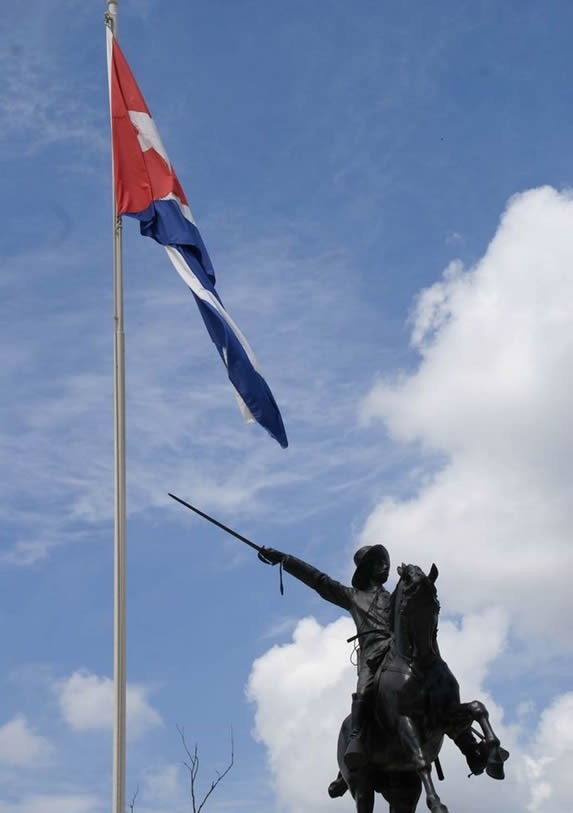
176 724 234 813
127 784 139 813
177 724 199 813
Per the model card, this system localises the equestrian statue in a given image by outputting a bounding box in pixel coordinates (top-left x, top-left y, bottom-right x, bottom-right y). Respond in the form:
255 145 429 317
261 545 509 813
167 495 509 813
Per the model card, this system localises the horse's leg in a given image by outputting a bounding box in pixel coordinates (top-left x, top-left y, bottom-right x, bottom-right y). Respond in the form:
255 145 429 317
384 771 422 813
418 767 449 813
449 725 489 776
389 797 420 813
460 701 509 780
389 797 419 813
353 775 375 813
396 717 449 813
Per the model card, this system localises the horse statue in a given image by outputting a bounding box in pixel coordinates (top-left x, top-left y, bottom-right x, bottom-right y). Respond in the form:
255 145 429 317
334 563 509 813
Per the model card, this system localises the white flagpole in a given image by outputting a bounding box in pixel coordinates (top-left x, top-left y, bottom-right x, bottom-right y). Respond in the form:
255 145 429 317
105 3 127 813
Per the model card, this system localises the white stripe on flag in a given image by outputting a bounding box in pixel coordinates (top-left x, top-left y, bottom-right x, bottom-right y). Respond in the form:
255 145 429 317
164 245 259 423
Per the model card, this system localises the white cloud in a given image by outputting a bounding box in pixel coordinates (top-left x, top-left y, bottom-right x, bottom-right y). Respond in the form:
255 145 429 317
359 186 573 643
438 607 509 696
141 763 182 802
55 670 162 740
250 203 573 806
247 615 356 811
0 795 101 813
523 693 573 812
0 716 52 766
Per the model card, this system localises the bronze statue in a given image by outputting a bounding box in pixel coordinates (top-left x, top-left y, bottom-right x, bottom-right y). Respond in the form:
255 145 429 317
262 549 509 813
167 496 509 813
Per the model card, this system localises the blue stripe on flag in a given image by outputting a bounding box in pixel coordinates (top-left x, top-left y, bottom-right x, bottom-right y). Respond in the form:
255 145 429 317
136 199 216 285
127 199 288 448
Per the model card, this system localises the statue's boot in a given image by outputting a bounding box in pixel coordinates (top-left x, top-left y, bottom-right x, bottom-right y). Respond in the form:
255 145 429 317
343 694 369 771
327 772 347 798
454 729 489 776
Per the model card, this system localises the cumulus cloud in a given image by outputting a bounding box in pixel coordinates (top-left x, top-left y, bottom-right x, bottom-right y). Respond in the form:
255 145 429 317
0 716 52 766
359 186 573 642
438 607 509 697
523 693 573 812
249 188 573 813
55 670 162 740
247 616 356 811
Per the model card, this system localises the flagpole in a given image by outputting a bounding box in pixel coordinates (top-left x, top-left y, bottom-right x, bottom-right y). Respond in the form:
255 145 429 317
106 3 127 813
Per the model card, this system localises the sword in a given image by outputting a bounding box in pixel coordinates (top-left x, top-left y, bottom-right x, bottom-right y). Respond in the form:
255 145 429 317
167 492 277 568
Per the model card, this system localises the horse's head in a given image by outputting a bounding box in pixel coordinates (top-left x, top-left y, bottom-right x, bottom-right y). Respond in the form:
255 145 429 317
391 563 440 663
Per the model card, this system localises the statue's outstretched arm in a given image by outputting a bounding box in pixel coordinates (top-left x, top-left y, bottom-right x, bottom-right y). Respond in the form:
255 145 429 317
261 548 352 610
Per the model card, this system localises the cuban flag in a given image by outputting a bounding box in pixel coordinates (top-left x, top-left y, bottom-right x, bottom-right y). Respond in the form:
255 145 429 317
106 29 288 448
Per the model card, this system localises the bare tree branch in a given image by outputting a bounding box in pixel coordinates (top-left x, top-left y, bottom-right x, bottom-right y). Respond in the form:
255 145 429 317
176 724 234 813
128 785 139 813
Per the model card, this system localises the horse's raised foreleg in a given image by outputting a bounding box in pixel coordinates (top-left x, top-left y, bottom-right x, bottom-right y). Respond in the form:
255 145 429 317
458 701 509 780
397 716 449 813
418 767 449 813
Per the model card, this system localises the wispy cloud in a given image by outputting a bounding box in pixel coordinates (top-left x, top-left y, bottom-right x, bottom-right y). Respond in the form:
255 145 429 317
1 228 403 563
0 1 105 155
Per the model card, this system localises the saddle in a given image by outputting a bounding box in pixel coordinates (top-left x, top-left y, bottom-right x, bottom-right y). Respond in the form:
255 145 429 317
366 641 392 673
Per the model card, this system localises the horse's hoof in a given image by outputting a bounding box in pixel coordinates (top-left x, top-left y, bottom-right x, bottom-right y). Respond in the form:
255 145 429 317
486 763 505 780
486 746 509 780
430 804 449 813
485 757 505 780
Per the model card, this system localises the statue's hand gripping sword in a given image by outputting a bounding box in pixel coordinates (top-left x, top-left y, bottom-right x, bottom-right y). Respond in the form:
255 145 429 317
168 493 284 591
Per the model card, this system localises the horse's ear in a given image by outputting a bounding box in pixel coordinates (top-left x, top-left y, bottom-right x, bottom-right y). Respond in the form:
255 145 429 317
398 563 409 581
428 563 439 583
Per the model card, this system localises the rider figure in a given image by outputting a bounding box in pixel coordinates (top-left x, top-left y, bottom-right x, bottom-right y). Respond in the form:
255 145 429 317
262 544 491 789
262 543 392 771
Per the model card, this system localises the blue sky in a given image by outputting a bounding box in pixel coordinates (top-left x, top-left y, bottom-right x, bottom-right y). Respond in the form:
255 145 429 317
2 1 573 811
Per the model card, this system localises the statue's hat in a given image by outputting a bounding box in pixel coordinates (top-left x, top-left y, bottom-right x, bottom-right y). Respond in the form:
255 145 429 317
352 544 389 589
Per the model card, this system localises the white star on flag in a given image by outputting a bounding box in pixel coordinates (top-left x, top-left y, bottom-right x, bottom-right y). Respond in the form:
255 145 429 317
128 110 171 168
